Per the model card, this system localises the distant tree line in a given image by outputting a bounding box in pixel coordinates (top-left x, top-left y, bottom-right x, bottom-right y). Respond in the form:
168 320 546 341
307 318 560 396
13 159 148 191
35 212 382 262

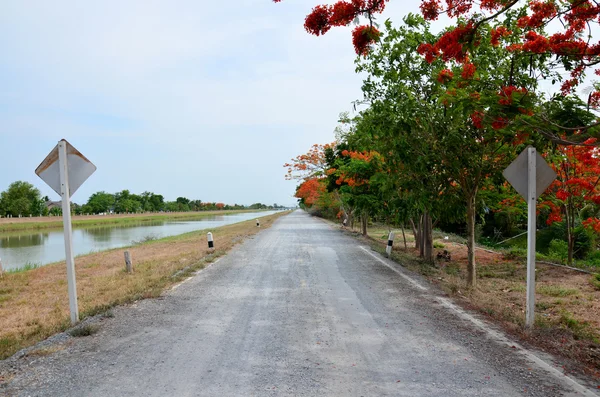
0 181 285 217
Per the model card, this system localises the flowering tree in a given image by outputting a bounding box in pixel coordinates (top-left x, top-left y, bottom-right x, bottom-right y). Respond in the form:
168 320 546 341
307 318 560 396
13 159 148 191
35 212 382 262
331 149 385 235
284 143 335 181
274 0 600 142
295 178 327 207
541 138 600 264
354 15 538 285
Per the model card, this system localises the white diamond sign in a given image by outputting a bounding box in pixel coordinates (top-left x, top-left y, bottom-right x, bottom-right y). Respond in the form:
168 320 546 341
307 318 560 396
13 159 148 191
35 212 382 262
34 139 96 325
503 146 556 200
35 139 96 198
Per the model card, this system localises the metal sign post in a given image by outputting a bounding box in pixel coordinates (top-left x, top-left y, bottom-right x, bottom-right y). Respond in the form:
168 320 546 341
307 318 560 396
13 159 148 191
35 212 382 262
36 139 96 325
503 146 556 328
58 141 79 324
526 147 537 328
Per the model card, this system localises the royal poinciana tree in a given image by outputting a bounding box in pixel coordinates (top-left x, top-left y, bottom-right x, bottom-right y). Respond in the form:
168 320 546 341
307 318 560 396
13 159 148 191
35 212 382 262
275 0 600 142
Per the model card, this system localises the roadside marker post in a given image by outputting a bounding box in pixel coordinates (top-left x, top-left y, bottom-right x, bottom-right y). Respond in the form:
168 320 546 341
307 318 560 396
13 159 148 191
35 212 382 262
207 232 214 249
124 251 133 273
256 219 260 227
386 232 395 257
503 146 556 328
35 139 96 325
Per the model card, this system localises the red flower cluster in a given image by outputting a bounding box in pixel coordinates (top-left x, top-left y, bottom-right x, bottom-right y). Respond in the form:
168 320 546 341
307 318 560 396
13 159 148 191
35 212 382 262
470 111 484 129
420 0 441 20
522 31 550 53
461 62 476 79
497 86 527 105
330 1 358 26
516 1 557 29
418 23 474 64
304 5 332 36
491 117 508 130
352 25 381 56
300 0 388 54
490 26 511 47
437 69 454 84
583 218 600 233
445 0 472 17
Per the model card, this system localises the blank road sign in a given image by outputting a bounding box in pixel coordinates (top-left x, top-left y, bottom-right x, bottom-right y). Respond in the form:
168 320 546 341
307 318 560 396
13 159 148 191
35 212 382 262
35 139 96 198
503 146 556 200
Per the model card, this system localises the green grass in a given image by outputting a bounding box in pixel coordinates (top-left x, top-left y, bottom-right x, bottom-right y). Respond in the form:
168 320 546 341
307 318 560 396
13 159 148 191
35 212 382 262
537 284 579 297
5 262 41 273
590 274 600 290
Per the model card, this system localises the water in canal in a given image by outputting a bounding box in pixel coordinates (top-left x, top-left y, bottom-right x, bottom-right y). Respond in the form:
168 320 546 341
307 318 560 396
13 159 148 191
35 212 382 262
0 211 280 271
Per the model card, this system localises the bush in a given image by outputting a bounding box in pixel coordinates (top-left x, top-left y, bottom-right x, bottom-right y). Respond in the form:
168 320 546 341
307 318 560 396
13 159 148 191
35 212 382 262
548 239 569 264
573 225 595 259
586 250 600 267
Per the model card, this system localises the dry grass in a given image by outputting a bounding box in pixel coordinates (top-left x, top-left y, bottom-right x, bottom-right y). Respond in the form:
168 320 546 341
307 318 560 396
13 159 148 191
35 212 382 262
0 212 288 359
363 225 600 376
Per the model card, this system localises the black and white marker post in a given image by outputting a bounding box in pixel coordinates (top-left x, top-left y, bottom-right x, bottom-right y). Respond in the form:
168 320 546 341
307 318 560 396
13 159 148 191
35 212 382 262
256 219 260 227
386 232 395 257
207 232 214 249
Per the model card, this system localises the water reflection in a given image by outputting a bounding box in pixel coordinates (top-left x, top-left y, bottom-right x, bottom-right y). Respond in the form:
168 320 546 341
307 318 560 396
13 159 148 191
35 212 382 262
0 233 48 248
0 211 280 270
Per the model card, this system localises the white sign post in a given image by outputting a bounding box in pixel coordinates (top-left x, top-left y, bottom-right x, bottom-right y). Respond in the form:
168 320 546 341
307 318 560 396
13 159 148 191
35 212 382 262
503 146 556 328
35 139 96 325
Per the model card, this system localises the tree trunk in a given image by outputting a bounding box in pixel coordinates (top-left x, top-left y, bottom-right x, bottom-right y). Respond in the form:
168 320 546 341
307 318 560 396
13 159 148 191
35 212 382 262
419 214 425 258
466 194 477 288
566 202 574 266
410 218 419 249
361 213 368 236
401 224 407 250
424 212 434 264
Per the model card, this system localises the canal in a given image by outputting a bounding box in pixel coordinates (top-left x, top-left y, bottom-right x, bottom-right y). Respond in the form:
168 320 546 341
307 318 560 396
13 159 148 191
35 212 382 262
0 211 280 271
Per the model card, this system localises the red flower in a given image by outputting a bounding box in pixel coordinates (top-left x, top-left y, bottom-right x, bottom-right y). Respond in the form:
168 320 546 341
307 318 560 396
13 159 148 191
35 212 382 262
352 25 380 56
491 117 508 130
330 1 357 27
417 43 438 63
522 31 550 53
490 26 510 46
461 62 476 79
420 0 441 20
470 111 484 129
498 86 527 105
556 190 569 201
304 5 332 36
437 69 454 84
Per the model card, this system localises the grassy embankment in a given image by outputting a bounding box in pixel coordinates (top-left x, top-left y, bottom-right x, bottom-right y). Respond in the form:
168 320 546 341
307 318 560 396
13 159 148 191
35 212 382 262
0 210 267 233
0 211 289 360
342 222 600 376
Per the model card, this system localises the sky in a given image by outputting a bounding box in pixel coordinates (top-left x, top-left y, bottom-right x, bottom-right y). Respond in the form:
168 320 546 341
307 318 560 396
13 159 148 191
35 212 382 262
0 0 427 207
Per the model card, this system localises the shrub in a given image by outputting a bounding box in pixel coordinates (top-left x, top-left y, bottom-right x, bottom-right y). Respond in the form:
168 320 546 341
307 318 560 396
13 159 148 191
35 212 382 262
548 239 569 264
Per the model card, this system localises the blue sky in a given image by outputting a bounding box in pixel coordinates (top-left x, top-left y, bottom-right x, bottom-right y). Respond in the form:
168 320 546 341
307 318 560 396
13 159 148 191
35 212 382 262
0 0 423 206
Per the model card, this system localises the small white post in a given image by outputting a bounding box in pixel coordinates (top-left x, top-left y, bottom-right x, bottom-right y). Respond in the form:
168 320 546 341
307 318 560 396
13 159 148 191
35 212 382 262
0 257 3 278
386 232 395 257
256 219 260 227
59 140 79 325
207 232 214 249
526 147 537 328
124 251 133 273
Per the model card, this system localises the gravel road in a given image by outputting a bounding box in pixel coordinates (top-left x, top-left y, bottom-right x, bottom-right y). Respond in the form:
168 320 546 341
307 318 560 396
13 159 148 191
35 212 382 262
1 210 598 396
